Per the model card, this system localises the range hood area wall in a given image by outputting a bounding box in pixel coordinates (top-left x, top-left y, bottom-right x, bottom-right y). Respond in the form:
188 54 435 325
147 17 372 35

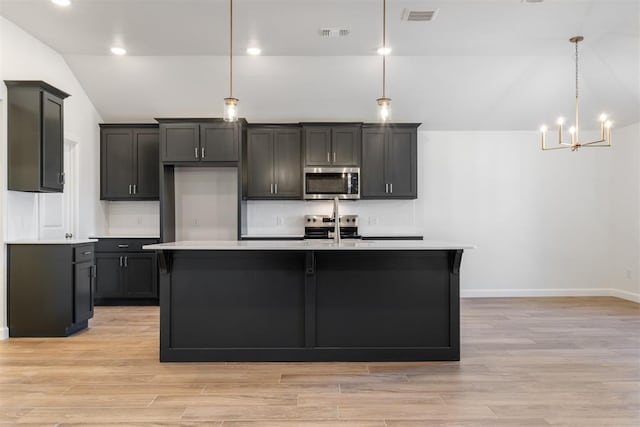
174 167 238 241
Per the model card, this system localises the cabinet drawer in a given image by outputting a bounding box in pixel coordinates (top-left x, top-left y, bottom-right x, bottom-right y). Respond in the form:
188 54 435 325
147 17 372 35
74 244 95 263
95 238 159 253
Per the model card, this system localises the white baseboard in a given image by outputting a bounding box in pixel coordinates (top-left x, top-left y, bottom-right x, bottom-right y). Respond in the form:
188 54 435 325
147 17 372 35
0 326 8 340
609 288 640 303
461 287 639 303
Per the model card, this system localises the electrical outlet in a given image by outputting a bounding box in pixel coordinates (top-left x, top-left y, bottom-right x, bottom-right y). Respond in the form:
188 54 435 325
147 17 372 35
193 218 199 226
368 216 378 226
626 270 632 280
276 216 283 226
137 217 143 225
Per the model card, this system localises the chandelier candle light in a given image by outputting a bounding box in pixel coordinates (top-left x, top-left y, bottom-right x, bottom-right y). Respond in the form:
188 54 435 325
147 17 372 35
540 36 612 151
377 0 391 121
223 0 239 122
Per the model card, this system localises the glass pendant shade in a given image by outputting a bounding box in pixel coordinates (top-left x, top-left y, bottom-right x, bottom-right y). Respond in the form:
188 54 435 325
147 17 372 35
224 97 239 122
377 97 391 122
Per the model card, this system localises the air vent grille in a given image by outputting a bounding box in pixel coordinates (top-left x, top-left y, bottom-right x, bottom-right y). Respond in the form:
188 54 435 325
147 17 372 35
521 0 544 3
319 28 351 38
402 9 439 22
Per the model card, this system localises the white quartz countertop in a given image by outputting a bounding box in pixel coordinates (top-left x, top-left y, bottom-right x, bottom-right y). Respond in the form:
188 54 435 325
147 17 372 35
144 240 474 251
90 235 160 239
7 239 98 245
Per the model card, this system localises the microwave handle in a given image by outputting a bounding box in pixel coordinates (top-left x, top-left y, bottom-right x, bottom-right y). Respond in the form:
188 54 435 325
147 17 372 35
347 173 352 193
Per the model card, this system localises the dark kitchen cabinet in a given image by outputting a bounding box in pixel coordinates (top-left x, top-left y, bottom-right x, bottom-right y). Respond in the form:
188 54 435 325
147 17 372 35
100 124 159 200
5 81 70 193
94 238 159 304
8 243 95 337
362 124 420 199
246 125 302 199
303 124 361 167
160 121 240 163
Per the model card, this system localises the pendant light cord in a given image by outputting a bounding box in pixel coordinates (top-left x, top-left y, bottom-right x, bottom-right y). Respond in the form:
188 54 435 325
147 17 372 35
229 0 233 98
382 0 386 98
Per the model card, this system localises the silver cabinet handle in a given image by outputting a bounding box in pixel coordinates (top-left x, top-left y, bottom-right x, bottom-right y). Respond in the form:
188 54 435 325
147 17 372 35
133 184 137 194
201 147 205 159
390 183 393 194
119 256 123 267
270 183 274 194
333 152 336 163
117 244 129 248
124 256 128 268
83 251 92 256
385 183 388 193
274 183 278 194
327 152 330 162
128 184 132 195
195 146 199 159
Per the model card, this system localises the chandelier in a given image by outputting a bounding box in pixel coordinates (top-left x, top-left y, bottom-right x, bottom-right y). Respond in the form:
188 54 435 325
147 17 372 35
223 0 238 122
540 36 612 151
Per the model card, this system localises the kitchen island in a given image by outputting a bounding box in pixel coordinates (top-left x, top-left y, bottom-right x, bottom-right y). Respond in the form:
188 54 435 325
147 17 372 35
144 240 473 362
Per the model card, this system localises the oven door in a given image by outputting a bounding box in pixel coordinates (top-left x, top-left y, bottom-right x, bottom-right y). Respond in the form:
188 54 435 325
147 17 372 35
303 167 360 200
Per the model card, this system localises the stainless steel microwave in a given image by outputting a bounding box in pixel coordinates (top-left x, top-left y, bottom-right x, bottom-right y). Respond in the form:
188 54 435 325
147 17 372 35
303 167 360 200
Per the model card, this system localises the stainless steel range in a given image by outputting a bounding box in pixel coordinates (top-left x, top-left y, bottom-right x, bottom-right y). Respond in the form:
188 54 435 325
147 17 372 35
304 215 360 240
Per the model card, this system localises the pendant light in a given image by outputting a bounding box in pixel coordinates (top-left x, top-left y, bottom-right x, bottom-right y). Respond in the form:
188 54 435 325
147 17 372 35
376 0 391 121
223 0 239 122
539 36 612 151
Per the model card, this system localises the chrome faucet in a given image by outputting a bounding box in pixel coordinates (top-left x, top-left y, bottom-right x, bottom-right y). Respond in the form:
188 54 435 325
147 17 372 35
331 196 340 244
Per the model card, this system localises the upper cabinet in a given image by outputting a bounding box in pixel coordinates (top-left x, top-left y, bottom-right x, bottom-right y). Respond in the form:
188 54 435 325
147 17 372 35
303 124 361 167
361 124 420 199
246 125 302 199
100 124 160 201
159 120 243 163
5 81 70 193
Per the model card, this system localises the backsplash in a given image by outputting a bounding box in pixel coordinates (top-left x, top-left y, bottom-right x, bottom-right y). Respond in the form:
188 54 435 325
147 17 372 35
245 199 423 237
102 201 160 236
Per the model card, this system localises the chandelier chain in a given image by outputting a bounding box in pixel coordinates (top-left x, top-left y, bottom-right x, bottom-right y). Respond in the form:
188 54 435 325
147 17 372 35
229 0 233 98
575 39 578 100
382 0 386 98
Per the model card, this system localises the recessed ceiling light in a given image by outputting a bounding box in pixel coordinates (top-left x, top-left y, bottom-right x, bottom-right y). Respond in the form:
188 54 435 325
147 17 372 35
246 47 262 56
377 47 392 55
52 0 71 6
110 47 127 56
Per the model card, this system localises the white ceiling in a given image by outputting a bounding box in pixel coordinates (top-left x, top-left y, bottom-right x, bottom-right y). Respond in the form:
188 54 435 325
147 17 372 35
1 0 638 129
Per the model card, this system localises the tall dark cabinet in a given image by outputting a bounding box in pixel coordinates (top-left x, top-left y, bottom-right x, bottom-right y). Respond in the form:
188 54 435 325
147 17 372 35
8 243 95 337
100 124 160 200
361 124 420 199
246 125 302 199
302 124 361 167
5 81 70 193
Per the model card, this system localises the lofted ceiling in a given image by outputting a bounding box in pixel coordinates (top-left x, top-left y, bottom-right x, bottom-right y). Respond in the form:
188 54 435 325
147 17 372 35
1 0 638 129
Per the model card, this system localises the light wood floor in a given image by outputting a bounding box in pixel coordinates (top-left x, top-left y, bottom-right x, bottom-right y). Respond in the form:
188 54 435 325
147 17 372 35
0 297 638 426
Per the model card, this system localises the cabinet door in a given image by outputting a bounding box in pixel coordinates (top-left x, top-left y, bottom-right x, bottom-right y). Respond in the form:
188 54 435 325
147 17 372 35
101 128 134 199
246 129 275 198
274 129 302 198
133 129 160 199
332 126 361 166
304 127 332 166
74 261 94 323
201 123 238 162
124 254 158 298
95 254 123 298
361 128 388 198
41 92 64 191
388 128 417 199
161 123 200 162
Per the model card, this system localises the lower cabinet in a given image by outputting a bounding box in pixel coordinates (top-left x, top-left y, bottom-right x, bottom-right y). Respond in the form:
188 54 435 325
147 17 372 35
94 238 159 304
8 243 95 337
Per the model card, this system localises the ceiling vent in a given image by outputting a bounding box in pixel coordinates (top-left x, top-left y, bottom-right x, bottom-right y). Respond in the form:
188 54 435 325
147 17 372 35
319 28 351 38
402 9 439 22
521 0 544 3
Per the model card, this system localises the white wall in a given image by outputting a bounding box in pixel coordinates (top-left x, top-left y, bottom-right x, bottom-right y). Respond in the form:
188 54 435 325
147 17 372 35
247 127 640 300
609 123 640 301
0 17 104 338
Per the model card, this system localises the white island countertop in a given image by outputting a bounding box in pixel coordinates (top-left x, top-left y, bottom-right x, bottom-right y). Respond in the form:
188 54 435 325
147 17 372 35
144 240 475 251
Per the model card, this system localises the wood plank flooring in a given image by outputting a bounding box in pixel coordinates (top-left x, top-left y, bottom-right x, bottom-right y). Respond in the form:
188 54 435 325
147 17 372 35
0 297 638 426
